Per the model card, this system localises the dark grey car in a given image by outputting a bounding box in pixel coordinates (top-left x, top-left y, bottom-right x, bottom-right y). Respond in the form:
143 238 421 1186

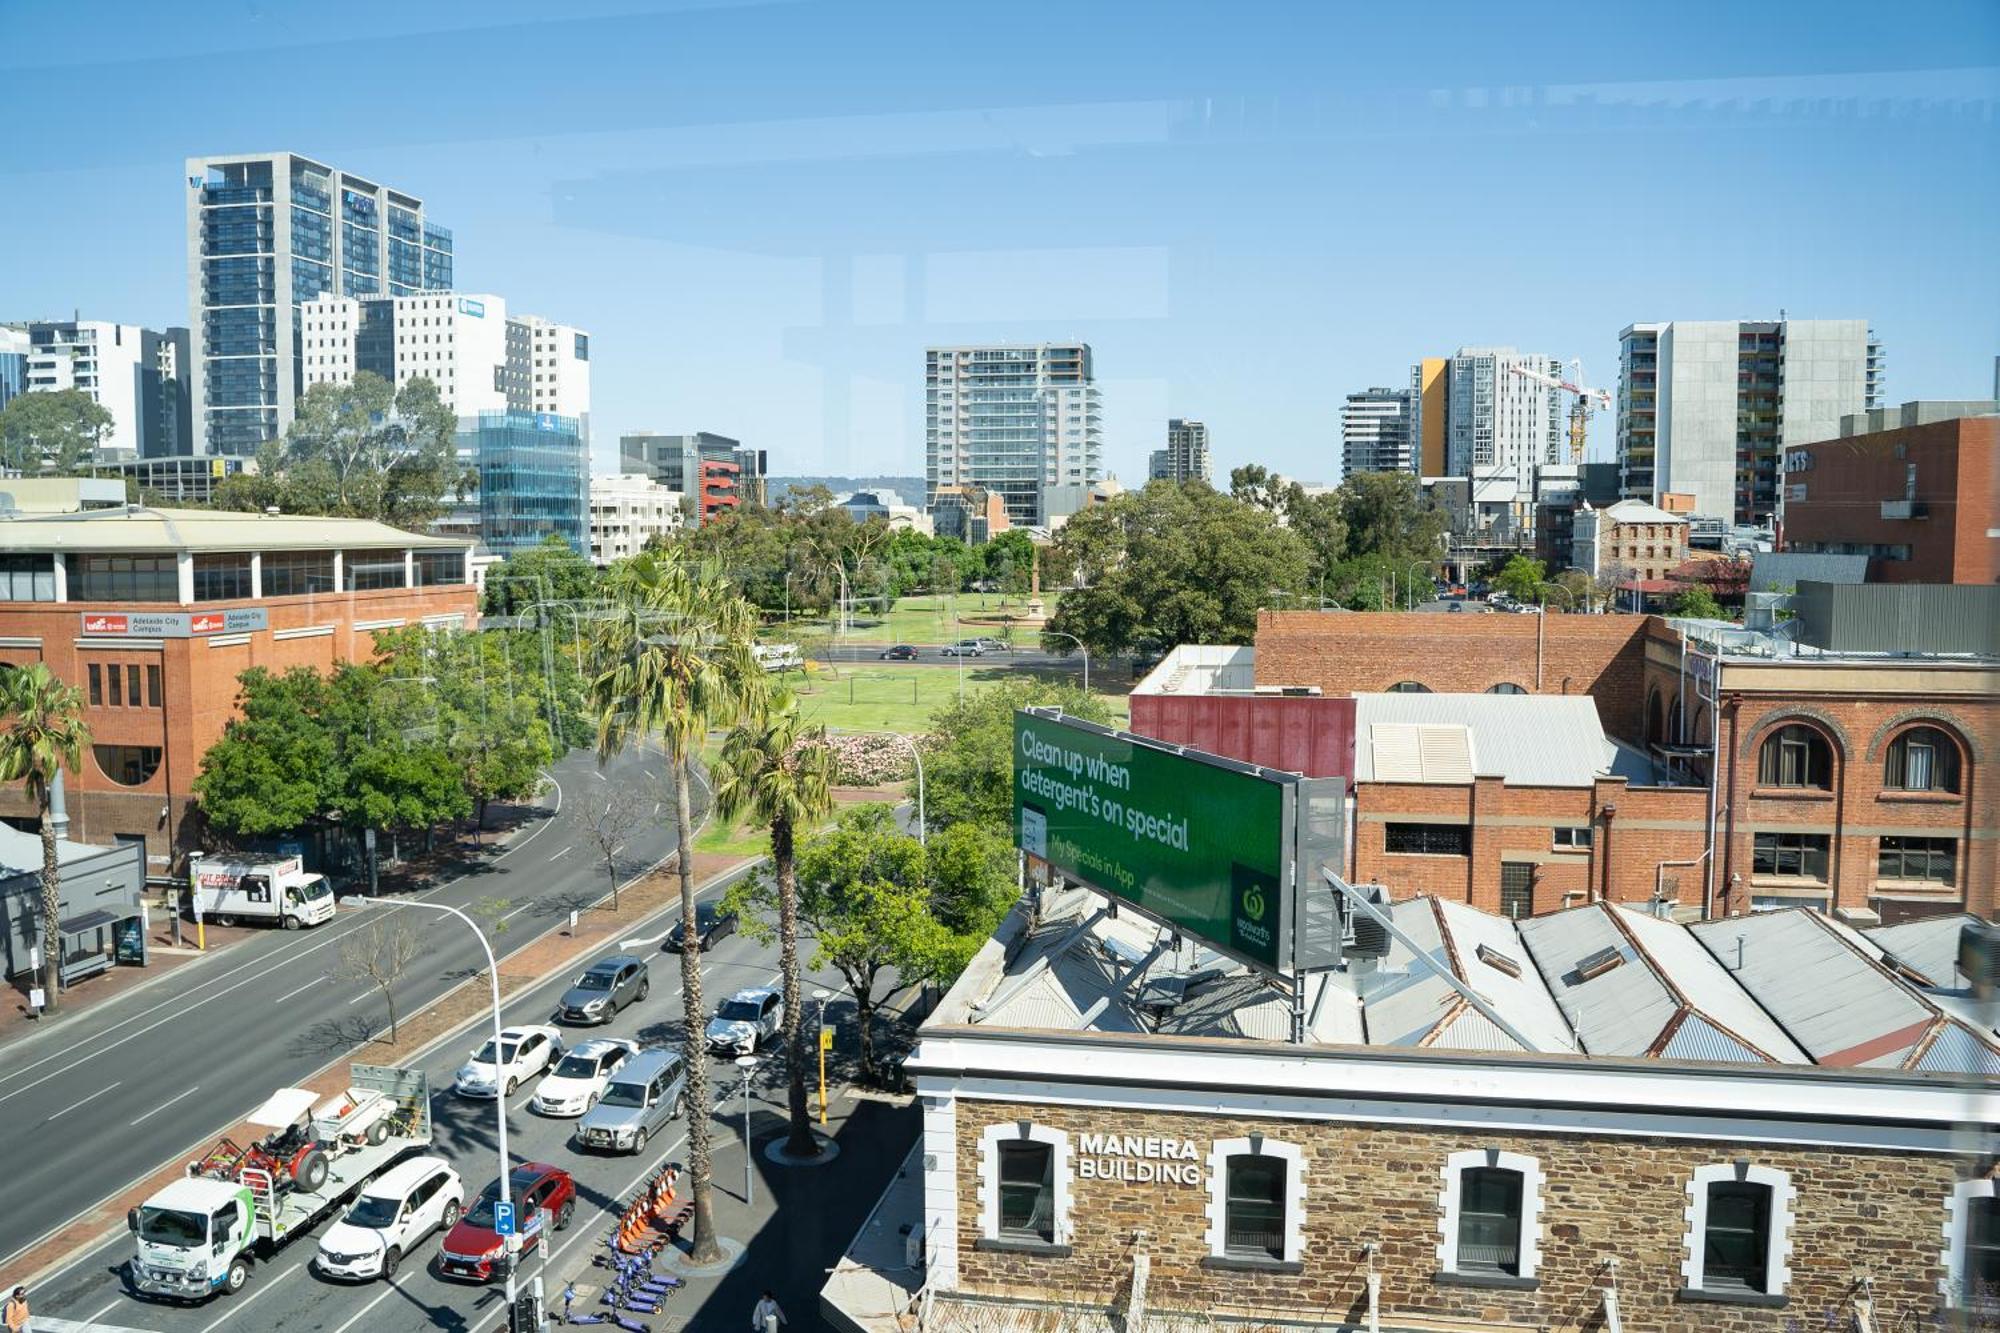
556 954 649 1025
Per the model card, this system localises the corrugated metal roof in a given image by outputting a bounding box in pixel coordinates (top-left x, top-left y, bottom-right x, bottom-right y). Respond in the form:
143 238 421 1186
1689 911 1935 1066
0 506 467 553
1352 694 1616 787
1367 723 1473 783
1364 899 1576 1054
1912 1021 2000 1076
1518 905 1680 1057
1864 914 1977 990
1749 551 1869 592
1615 907 1808 1062
1661 1016 1770 1064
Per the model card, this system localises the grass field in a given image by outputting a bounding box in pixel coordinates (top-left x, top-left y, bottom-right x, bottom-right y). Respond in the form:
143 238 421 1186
777 660 1127 735
766 592 1065 647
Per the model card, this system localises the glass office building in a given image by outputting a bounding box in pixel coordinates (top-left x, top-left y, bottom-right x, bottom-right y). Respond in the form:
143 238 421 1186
185 152 452 456
464 411 589 557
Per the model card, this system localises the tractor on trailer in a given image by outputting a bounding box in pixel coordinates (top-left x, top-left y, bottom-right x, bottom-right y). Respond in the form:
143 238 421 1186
126 1065 430 1301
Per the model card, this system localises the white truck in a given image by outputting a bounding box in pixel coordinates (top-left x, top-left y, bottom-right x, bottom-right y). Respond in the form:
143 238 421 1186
127 1065 430 1301
193 856 336 930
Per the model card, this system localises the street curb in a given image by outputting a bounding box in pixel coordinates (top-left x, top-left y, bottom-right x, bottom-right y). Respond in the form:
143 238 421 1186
7 841 764 1297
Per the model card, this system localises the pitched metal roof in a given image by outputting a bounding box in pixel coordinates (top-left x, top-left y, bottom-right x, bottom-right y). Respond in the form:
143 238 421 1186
1864 914 1977 990
1353 693 1616 787
1362 898 1575 1054
0 505 467 554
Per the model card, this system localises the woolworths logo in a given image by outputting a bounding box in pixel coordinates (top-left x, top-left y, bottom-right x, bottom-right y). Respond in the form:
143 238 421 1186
1233 864 1274 952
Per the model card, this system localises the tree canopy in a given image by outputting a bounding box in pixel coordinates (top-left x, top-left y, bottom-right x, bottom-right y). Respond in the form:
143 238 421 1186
0 390 114 475
920 677 1115 830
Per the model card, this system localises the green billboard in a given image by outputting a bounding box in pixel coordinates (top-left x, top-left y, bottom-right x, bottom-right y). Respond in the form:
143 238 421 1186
1013 710 1293 971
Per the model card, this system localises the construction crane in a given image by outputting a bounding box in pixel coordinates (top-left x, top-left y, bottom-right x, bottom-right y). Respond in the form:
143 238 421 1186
1506 359 1611 463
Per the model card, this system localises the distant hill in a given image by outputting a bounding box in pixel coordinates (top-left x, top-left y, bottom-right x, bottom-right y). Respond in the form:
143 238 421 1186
769 475 925 508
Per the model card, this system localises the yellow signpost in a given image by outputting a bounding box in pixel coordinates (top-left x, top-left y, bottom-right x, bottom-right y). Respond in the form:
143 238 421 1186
817 1024 833 1125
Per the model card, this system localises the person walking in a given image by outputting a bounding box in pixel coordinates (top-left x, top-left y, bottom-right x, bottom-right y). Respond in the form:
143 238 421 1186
3 1285 29 1333
750 1290 786 1333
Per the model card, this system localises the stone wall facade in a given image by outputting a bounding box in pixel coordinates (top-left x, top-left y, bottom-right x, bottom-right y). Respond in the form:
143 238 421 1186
950 1096 1988 1332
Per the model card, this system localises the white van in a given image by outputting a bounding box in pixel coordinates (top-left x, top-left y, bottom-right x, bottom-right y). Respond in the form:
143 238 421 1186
194 856 337 930
754 642 804 672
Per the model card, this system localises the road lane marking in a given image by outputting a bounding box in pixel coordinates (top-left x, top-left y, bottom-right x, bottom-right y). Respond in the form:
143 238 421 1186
45 1082 121 1123
195 1252 301 1333
271 975 325 1004
31 1317 162 1333
128 1084 202 1127
546 845 573 862
346 987 376 1005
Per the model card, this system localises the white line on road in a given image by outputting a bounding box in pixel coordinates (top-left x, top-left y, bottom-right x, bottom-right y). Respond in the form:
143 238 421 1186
346 987 376 1005
129 1084 202 1127
44 1082 121 1123
196 1250 301 1333
546 845 573 862
271 975 325 1005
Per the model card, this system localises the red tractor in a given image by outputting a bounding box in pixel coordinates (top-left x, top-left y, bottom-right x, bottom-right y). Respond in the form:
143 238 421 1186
188 1088 331 1195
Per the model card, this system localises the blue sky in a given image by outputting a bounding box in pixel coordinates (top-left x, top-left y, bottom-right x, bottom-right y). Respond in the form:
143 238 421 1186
3 0 1995 483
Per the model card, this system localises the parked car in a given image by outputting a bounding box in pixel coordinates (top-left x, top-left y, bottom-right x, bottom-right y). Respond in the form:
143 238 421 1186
939 640 985 656
531 1037 639 1117
454 1025 562 1099
706 986 783 1056
556 955 649 1025
972 636 1008 653
312 1155 463 1282
575 1049 686 1154
666 903 738 952
878 644 919 661
435 1163 575 1282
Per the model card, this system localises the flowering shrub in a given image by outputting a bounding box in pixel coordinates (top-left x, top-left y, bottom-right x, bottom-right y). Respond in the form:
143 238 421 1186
826 733 914 786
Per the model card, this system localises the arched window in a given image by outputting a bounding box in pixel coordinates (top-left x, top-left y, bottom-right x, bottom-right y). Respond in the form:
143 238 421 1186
1680 1163 1795 1299
1884 726 1962 794
1438 1150 1544 1281
1486 682 1527 695
1668 698 1684 743
1388 681 1432 694
1692 705 1710 745
1757 724 1832 790
1204 1135 1305 1267
976 1122 1073 1249
1944 1178 1999 1308
1646 689 1663 744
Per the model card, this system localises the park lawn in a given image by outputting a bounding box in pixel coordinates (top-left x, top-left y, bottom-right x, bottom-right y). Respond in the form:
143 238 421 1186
694 815 771 858
783 660 1127 734
765 592 1066 647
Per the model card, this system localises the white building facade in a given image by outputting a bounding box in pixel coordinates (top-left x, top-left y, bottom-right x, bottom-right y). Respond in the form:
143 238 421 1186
588 473 684 564
1445 346 1564 492
8 320 191 458
1340 387 1415 476
926 343 1102 527
1150 418 1212 484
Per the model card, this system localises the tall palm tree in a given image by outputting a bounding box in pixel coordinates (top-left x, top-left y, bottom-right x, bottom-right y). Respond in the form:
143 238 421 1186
0 664 92 1016
590 550 763 1264
711 690 834 1158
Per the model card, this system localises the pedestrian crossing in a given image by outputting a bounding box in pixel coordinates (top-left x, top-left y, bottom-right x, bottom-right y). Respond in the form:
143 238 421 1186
33 1317 161 1333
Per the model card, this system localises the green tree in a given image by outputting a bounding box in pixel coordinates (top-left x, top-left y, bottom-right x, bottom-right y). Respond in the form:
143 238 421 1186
0 390 114 475
921 678 1115 831
924 819 1019 940
0 665 92 1014
1669 584 1725 620
1229 464 1287 514
1283 487 1350 591
1494 555 1548 603
1338 470 1447 562
481 532 602 617
374 625 557 825
1046 480 1311 657
193 668 339 837
983 529 1038 597
710 691 836 1157
725 804 957 1084
591 549 764 1263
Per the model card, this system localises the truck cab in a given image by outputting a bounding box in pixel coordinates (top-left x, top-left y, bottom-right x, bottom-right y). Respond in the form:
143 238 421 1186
129 1178 256 1299
194 857 336 930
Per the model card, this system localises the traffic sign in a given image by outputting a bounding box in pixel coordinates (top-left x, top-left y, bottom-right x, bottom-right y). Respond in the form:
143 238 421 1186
818 1025 834 1051
493 1201 516 1236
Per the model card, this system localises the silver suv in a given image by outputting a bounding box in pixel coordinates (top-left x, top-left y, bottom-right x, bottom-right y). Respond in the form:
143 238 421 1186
556 954 649 1025
706 987 783 1057
574 1048 685 1154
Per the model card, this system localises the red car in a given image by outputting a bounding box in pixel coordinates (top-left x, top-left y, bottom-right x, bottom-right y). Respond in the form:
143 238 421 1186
434 1162 576 1281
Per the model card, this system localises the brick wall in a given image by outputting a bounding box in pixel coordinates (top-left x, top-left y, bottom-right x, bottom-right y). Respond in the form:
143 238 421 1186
1253 611 1654 742
952 1097 1980 1331
1782 416 1998 585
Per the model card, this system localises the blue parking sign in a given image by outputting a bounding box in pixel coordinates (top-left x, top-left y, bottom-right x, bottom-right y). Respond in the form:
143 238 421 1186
494 1201 516 1236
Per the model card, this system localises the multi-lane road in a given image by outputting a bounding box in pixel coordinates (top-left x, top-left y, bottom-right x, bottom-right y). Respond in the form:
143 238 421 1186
0 744 679 1275
24 851 890 1333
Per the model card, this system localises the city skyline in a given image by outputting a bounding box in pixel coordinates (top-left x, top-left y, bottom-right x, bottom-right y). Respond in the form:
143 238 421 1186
1 1 1995 484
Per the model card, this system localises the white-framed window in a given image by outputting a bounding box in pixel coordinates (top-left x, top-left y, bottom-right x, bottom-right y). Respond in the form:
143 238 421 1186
1437 1149 1544 1280
1680 1163 1795 1298
974 1121 1072 1247
1204 1135 1305 1266
1941 1178 2000 1308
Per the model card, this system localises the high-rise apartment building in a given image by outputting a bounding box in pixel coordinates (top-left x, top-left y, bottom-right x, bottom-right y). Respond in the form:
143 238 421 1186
1409 357 1448 476
186 152 454 456
619 432 748 524
1616 319 1883 524
299 292 590 433
1149 418 1211 485
925 343 1101 527
3 320 192 458
589 474 687 565
1442 346 1565 490
1340 389 1415 476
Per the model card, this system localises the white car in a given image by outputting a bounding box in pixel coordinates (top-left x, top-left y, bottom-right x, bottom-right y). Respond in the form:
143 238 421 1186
531 1037 639 1117
454 1025 563 1099
705 987 783 1057
313 1156 463 1282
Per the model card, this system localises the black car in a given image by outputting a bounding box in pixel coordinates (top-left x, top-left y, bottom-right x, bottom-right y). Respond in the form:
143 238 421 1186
666 903 739 952
879 644 919 661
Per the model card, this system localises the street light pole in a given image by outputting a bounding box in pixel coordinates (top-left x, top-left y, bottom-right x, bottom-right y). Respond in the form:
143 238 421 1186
376 898 518 1316
1041 630 1089 696
187 850 205 952
812 989 831 1126
734 1054 759 1205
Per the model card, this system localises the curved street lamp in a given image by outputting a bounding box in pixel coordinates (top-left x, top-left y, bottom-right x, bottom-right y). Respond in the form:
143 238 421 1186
1039 630 1090 696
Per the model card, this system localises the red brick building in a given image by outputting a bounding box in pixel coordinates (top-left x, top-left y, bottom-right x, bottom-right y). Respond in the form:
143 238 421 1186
1781 410 1998 584
0 501 477 869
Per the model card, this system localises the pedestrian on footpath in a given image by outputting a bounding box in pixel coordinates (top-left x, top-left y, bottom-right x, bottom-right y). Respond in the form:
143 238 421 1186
4 1285 29 1333
751 1290 786 1333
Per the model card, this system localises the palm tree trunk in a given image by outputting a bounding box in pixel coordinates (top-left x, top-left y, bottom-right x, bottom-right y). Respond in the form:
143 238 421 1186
673 752 722 1263
37 789 60 1016
774 817 817 1157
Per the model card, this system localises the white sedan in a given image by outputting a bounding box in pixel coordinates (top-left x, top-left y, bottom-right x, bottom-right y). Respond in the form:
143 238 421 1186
531 1037 640 1117
454 1025 563 1099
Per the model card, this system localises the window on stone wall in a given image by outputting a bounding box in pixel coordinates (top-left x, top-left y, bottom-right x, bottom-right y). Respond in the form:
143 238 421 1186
1222 1155 1287 1259
1884 726 1962 794
1681 1164 1793 1300
1946 1181 2000 1309
1386 823 1469 856
1438 1150 1544 1281
1756 724 1831 789
996 1142 1054 1242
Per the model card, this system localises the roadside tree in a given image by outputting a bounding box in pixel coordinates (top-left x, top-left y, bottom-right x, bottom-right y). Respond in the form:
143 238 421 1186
0 665 92 1015
921 678 1113 831
336 917 428 1044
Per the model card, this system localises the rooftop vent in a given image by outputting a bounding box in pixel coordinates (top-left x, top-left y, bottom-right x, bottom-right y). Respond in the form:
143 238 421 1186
1574 946 1624 981
1476 943 1521 978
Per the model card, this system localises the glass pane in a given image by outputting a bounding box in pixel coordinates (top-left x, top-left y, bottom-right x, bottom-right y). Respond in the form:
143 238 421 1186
1224 1155 1286 1258
996 1143 1052 1240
